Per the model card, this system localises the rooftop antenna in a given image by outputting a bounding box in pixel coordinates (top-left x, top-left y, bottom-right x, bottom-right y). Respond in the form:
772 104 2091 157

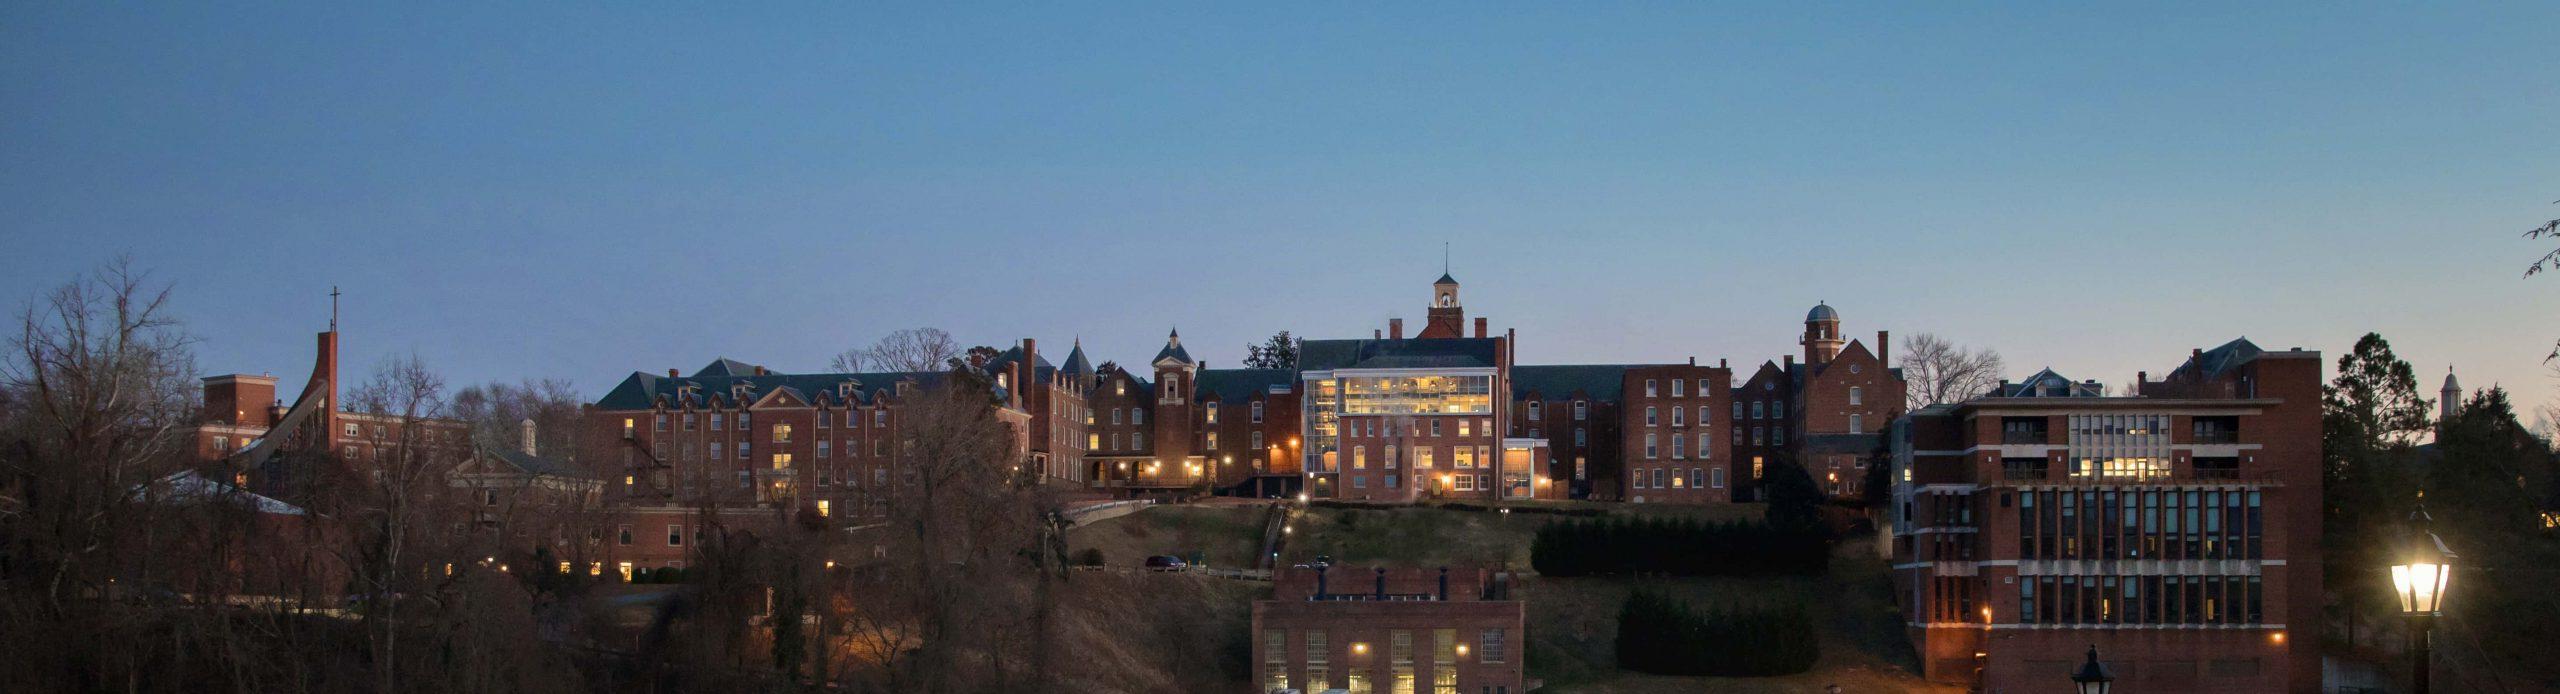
329 286 340 332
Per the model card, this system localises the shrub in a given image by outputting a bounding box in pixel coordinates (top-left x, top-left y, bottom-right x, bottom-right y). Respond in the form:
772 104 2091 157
1615 589 1819 677
1075 548 1107 567
1530 516 1828 577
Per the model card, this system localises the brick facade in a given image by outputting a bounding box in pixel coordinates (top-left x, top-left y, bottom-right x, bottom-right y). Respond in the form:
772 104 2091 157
1888 339 2322 693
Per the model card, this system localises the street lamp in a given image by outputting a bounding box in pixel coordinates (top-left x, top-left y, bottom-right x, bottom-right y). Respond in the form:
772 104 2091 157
2392 506 2457 694
2069 645 2113 694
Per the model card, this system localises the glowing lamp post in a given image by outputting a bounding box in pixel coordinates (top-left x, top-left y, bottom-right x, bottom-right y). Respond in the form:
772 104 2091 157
2391 507 2456 694
2069 645 2112 694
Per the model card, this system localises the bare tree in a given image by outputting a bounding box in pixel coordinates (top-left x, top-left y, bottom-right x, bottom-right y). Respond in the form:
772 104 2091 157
1896 333 2005 409
832 328 960 373
450 378 582 458
331 353 470 694
0 258 199 691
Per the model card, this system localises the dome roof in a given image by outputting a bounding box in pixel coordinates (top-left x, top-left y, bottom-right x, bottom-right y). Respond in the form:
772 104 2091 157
1806 302 1839 322
2442 366 2461 394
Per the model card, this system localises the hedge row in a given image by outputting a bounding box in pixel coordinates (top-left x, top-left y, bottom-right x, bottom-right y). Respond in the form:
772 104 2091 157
1615 590 1819 677
1530 516 1828 577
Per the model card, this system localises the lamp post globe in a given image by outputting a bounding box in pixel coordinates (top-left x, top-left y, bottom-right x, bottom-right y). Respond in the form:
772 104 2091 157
2391 506 2457 694
2069 645 2113 694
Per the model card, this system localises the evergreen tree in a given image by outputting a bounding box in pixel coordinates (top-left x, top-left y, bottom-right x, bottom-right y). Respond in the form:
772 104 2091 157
1761 456 1825 533
2320 333 2431 608
2427 386 2560 671
1243 331 1299 369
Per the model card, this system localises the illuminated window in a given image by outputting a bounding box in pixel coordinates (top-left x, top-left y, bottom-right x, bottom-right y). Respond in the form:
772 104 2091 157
772 453 791 470
817 500 831 517
1205 405 1219 424
617 562 634 582
1208 432 1219 450
773 424 792 442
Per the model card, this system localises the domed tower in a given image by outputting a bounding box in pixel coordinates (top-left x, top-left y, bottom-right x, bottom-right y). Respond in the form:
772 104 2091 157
2441 365 2462 425
1802 301 1845 365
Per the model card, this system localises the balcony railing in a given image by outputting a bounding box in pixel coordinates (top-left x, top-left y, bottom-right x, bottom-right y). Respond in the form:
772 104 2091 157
2192 430 2240 444
2001 432 2050 445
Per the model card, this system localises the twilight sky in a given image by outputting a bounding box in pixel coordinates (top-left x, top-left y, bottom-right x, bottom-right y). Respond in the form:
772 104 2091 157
4 3 2557 414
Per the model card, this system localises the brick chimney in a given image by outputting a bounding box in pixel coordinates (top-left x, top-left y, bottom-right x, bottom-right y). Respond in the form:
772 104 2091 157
1474 317 1487 338
1877 330 1890 363
668 368 679 378
1390 318 1404 340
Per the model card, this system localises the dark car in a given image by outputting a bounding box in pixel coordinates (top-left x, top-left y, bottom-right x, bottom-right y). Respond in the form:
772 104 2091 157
1143 555 1189 572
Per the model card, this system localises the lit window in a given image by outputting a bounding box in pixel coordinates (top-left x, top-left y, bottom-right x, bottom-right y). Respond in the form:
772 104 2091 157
1206 405 1219 424
817 500 831 517
773 424 792 442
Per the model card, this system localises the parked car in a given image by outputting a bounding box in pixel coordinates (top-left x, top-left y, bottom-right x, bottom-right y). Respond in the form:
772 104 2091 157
1143 555 1189 572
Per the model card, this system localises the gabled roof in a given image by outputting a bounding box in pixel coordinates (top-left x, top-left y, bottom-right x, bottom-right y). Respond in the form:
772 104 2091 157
1299 338 1500 371
1511 364 1637 401
982 344 1058 384
694 358 762 378
1996 368 2106 398
2175 337 2265 381
594 369 949 410
478 443 590 479
1436 272 1459 285
1197 369 1294 402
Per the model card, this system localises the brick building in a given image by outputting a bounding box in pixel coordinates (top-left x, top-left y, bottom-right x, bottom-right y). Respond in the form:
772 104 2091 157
1505 361 1734 503
1888 338 2322 692
1252 566 1527 694
1731 302 1906 500
1293 275 1557 502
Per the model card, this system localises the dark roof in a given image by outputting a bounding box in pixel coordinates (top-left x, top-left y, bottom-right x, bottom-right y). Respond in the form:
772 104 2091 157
982 345 1057 385
1807 302 1838 322
1153 328 1195 365
594 369 949 410
1061 341 1094 376
1197 369 1294 401
694 358 762 378
1510 364 1636 401
480 443 590 479
2180 338 2265 380
1996 368 2106 398
1299 338 1500 371
1436 272 1458 285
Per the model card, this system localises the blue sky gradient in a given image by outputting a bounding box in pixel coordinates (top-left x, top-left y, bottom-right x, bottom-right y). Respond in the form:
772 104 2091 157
5 3 2556 413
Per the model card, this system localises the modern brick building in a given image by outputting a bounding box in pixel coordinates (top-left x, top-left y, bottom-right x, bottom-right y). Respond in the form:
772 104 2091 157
1293 275 1558 502
1252 566 1527 694
1888 338 2321 693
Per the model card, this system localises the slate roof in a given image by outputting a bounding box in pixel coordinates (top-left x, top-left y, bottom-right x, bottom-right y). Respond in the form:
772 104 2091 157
1298 338 1501 371
694 358 762 378
2176 338 2265 380
1152 328 1195 365
1996 368 2106 398
982 344 1058 385
480 442 590 479
1510 364 1638 401
594 369 950 410
1061 341 1094 377
1436 272 1458 285
1196 369 1294 402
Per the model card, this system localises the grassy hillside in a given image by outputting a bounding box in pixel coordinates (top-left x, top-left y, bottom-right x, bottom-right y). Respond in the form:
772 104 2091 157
1066 501 1947 692
1066 503 1274 569
1523 537 1955 693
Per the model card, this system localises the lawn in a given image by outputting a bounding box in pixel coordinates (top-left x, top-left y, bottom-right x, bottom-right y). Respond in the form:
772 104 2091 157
1065 503 1275 569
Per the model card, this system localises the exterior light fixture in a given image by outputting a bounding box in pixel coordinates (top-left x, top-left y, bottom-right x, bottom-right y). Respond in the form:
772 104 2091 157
2393 505 2457 694
2070 645 2113 694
